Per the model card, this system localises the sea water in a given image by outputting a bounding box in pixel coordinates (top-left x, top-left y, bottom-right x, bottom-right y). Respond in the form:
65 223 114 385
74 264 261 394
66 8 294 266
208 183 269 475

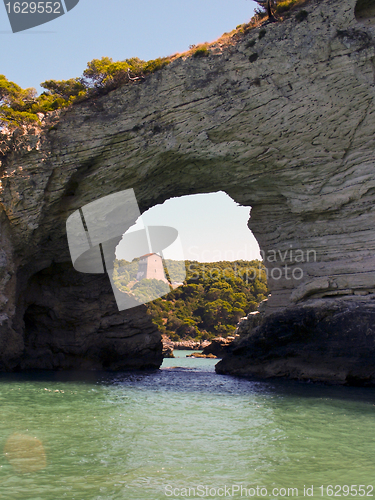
0 350 374 500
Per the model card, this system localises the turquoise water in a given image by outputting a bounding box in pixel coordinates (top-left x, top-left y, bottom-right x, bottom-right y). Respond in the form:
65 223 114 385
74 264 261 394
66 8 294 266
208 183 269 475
0 351 374 499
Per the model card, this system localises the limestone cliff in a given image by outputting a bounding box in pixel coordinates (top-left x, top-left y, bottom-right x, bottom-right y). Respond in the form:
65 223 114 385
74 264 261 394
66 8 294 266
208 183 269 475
1 0 375 380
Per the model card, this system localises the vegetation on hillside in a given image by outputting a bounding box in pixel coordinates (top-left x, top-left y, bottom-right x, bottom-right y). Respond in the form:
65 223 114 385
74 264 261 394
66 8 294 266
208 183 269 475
0 75 39 129
1 0 309 130
113 259 268 341
0 57 170 129
254 0 307 18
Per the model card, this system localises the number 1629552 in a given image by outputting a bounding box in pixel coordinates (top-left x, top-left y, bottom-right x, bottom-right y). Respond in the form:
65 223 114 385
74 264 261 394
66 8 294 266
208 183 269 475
318 485 373 497
5 2 62 14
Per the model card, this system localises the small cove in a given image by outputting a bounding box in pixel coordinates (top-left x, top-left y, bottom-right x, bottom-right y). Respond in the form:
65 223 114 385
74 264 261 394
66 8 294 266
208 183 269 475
0 351 374 499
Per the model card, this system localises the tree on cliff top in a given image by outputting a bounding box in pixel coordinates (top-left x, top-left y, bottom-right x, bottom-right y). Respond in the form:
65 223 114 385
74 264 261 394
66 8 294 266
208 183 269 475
0 54 171 130
80 56 170 90
0 75 84 130
0 75 39 129
254 0 277 21
40 78 86 101
254 0 307 20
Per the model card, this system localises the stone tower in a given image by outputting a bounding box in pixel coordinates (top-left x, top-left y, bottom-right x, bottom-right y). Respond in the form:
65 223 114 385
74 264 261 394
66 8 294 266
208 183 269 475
136 253 169 283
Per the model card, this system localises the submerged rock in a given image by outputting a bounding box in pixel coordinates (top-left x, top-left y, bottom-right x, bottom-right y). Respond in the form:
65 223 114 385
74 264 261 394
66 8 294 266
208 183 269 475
187 352 217 359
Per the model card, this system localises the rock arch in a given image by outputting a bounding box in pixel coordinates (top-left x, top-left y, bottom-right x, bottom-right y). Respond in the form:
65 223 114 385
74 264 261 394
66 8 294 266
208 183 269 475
1 0 375 381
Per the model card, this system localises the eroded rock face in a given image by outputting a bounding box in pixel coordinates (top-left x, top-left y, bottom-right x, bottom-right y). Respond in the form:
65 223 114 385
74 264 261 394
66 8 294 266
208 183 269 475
21 263 161 371
1 0 375 377
216 298 375 384
202 338 233 358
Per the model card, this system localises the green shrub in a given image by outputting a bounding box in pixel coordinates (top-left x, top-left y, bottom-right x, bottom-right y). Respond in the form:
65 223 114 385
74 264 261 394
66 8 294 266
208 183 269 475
259 29 267 40
0 74 40 128
41 78 85 100
143 57 171 74
0 54 175 130
193 46 209 58
274 0 301 15
295 10 308 21
132 279 171 303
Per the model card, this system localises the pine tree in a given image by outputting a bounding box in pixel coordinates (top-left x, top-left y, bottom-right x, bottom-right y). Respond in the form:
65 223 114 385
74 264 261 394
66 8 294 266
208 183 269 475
254 0 277 21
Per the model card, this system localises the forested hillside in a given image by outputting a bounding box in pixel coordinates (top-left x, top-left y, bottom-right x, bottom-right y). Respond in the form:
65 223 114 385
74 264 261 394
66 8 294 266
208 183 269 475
113 260 268 341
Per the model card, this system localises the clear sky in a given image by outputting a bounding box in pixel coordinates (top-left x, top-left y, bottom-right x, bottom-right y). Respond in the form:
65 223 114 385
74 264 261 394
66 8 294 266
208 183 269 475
1 0 259 91
1 0 262 262
116 192 261 263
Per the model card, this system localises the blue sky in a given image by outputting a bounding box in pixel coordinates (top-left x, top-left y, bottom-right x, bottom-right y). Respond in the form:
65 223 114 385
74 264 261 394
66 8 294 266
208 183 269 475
1 0 262 262
1 0 259 90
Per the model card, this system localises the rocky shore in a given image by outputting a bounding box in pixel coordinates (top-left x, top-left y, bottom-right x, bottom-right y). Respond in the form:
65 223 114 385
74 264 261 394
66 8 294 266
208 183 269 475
201 337 235 358
216 297 375 385
162 336 236 359
186 352 218 359
171 340 211 350
161 337 208 358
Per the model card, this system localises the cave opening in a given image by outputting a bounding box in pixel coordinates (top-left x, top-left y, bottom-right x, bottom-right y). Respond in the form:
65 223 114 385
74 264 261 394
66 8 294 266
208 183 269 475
355 0 375 24
112 191 267 344
115 191 261 264
20 190 266 371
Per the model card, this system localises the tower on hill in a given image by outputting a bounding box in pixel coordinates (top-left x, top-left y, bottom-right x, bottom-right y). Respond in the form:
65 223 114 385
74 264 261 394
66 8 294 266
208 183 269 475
136 253 169 283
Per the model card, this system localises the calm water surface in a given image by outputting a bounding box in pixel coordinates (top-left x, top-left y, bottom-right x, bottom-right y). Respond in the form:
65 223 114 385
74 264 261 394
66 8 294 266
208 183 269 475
0 351 374 500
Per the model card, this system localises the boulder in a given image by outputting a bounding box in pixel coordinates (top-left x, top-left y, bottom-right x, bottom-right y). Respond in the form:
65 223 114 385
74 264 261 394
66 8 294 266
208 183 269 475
202 337 234 358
